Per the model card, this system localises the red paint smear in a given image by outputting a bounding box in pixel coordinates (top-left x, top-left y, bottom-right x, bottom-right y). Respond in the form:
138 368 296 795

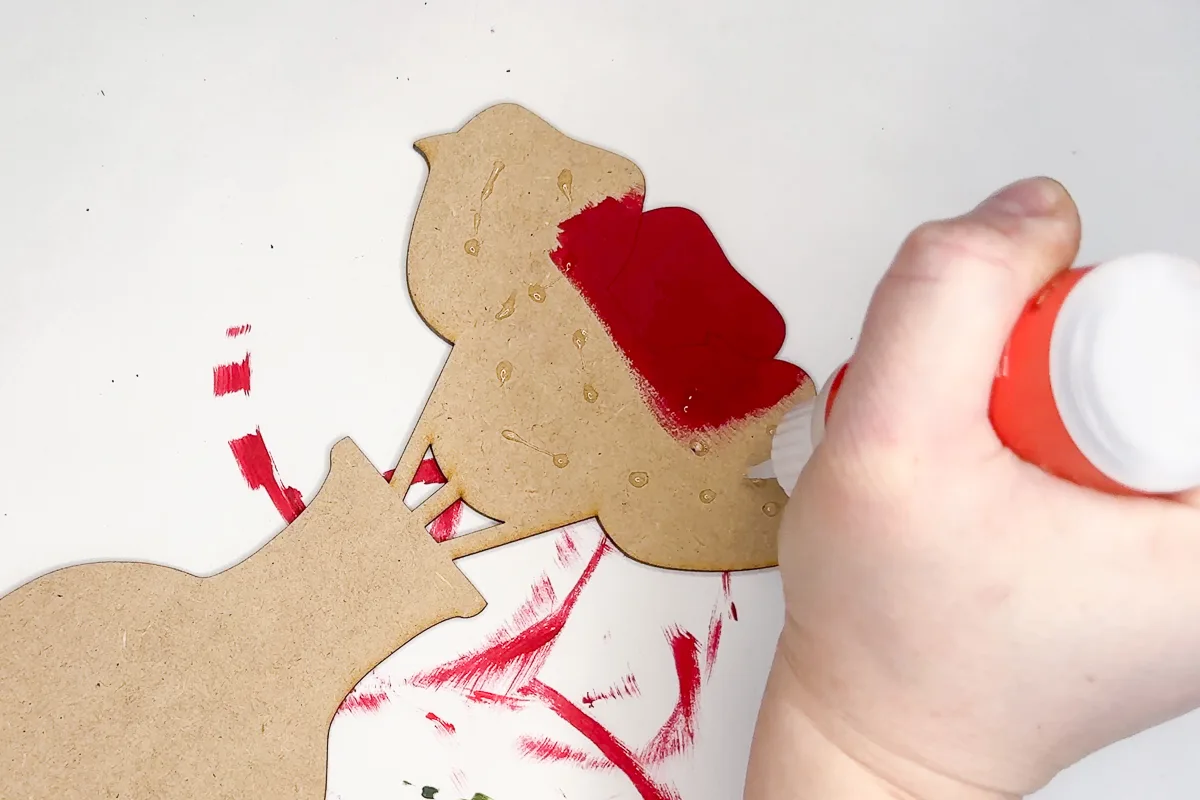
412 455 448 486
550 192 808 437
583 673 641 708
410 538 610 694
337 691 389 715
467 690 527 710
213 354 251 396
228 428 306 523
226 323 252 337
644 627 702 763
554 529 580 568
721 571 732 599
427 499 464 543
521 680 680 800
519 736 595 765
425 711 457 735
730 602 739 622
704 606 723 680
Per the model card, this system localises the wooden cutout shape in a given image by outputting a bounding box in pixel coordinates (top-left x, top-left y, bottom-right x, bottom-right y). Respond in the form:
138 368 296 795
0 438 483 799
395 103 815 571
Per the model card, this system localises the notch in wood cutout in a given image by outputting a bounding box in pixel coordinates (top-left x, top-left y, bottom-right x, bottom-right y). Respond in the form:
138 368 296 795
0 438 484 798
398 103 815 571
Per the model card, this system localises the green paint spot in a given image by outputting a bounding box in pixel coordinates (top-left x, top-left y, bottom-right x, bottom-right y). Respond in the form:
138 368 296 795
468 794 493 800
421 788 438 799
402 781 412 786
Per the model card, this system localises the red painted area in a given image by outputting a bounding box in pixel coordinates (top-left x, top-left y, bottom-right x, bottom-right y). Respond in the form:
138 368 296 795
213 354 251 396
520 680 681 800
519 736 594 765
410 539 609 693
425 711 457 735
582 673 641 708
337 691 389 715
554 529 580 568
704 607 723 679
381 468 396 482
730 602 739 622
412 455 448 486
228 428 306 523
226 324 252 337
720 571 732 599
550 192 808 437
644 628 702 763
427 499 465 543
467 690 527 710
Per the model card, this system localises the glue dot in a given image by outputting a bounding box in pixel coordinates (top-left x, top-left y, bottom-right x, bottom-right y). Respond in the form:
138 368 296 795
699 489 716 504
464 239 480 256
553 454 570 469
762 502 780 517
629 471 649 488
689 440 709 456
583 384 599 403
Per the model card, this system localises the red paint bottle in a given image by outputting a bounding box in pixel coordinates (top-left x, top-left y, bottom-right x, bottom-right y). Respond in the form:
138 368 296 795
764 253 1200 497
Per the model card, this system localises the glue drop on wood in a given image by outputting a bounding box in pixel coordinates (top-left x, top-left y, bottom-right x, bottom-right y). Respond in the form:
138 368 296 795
762 252 1200 497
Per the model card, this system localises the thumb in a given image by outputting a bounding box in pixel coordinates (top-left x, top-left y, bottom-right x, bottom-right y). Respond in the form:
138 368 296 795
835 177 1081 451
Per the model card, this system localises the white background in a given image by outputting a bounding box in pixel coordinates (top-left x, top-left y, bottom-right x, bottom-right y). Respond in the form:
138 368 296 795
3 1 1200 797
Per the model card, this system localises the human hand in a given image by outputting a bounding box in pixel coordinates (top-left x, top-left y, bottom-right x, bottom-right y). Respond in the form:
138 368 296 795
745 177 1200 800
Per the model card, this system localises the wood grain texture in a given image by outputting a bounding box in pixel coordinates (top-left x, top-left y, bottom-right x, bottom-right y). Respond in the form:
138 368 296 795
0 438 484 799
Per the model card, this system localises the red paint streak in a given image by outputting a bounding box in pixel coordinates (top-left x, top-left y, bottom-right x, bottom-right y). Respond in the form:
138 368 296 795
730 602 739 622
381 468 396 482
550 193 808 437
721 570 732 599
521 680 680 800
213 354 251 396
425 711 457 735
644 627 702 763
412 455 448 485
554 529 580 567
704 605 723 680
427 499 464 543
582 673 641 707
337 691 389 715
467 690 526 710
410 538 610 693
228 428 306 523
518 736 595 765
226 323 252 337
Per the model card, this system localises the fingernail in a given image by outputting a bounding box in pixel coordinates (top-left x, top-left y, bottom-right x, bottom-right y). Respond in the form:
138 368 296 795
977 177 1065 218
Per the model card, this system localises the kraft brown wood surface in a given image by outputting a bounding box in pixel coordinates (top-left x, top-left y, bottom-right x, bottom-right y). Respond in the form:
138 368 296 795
394 103 813 571
0 438 484 799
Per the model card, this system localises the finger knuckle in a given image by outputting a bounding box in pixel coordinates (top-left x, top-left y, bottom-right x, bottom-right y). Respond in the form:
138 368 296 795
899 218 1021 285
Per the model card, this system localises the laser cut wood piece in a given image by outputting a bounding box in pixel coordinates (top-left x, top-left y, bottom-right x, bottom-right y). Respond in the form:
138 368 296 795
0 438 484 800
396 103 814 571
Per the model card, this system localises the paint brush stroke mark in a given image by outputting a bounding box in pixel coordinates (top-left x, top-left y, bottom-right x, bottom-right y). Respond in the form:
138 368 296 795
410 538 610 694
520 680 680 800
427 499 465 543
704 603 723 680
549 192 809 438
228 428 306 523
426 712 457 735
582 673 641 708
644 627 702 763
467 690 527 710
213 354 251 396
226 323 252 338
554 529 580 568
337 691 390 715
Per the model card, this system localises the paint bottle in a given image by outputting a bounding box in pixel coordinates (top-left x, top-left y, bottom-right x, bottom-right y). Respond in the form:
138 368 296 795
756 252 1200 497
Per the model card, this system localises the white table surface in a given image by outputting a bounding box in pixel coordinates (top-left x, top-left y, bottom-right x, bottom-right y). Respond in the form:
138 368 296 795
3 1 1200 797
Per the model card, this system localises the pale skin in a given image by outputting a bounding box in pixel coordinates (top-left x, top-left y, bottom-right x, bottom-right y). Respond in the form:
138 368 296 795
744 177 1200 799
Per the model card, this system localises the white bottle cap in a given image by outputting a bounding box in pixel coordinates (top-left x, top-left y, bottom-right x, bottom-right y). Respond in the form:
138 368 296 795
1050 252 1200 494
